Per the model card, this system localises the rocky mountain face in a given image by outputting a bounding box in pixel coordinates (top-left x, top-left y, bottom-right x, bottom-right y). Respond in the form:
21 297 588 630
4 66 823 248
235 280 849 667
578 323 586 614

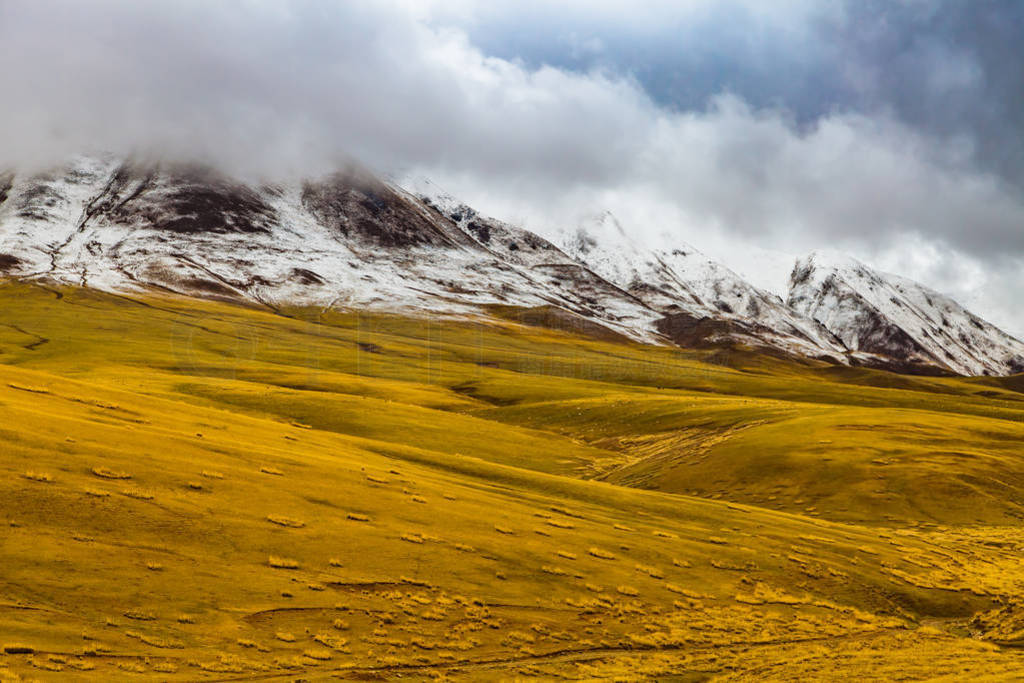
1 155 1021 377
559 211 847 361
0 156 661 342
788 252 1024 376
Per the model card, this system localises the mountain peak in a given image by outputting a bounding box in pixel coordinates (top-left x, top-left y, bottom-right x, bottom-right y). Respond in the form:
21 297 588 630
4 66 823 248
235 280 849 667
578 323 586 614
2 154 1022 376
789 251 1024 376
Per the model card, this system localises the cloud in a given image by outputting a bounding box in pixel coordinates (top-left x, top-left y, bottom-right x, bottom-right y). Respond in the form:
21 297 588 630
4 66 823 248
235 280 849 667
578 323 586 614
457 1 1024 189
1 0 1022 335
0 1 655 182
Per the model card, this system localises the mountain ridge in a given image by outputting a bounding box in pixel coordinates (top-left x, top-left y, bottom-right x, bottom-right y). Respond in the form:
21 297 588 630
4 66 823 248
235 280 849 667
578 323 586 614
1 155 1021 377
789 250 1024 376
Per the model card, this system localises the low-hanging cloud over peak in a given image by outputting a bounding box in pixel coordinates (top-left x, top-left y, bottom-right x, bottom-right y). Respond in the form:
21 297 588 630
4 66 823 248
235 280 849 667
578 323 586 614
1 0 1022 335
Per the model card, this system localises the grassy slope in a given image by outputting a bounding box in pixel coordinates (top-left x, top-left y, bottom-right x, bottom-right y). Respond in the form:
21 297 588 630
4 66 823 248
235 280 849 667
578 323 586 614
0 281 1023 680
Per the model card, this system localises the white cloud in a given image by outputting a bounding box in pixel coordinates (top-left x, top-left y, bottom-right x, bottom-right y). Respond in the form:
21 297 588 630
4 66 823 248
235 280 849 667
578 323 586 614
1 0 1022 336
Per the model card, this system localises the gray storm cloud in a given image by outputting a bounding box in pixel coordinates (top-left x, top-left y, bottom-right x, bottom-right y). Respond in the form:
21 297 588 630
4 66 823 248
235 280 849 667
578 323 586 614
1 0 1022 334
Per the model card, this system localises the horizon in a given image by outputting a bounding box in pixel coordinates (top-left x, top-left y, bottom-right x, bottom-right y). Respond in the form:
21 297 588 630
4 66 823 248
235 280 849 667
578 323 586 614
2 2 1022 335
6 5 1024 678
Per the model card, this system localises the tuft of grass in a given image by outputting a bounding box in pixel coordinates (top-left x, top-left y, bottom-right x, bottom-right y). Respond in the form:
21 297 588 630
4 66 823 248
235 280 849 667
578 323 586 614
268 556 300 569
588 547 616 560
120 488 155 500
635 564 665 579
66 659 96 671
266 515 305 528
666 584 712 599
304 647 333 661
313 632 349 650
91 467 131 479
23 471 53 483
123 610 157 621
139 633 184 649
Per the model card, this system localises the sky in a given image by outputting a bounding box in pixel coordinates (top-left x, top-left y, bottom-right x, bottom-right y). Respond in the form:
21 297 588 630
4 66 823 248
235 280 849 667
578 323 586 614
1 0 1022 335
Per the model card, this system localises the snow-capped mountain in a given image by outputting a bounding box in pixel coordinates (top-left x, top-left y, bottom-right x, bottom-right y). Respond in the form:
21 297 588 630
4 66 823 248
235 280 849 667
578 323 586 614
1 155 1022 377
0 156 660 341
788 251 1024 376
412 182 845 361
560 211 847 360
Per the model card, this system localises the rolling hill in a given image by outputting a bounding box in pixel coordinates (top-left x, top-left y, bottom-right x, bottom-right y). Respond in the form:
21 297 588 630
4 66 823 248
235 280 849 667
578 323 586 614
1 281 1024 680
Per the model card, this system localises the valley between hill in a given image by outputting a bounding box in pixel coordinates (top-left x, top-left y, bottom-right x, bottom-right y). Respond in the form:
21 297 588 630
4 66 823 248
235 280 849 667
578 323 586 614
2 281 1024 680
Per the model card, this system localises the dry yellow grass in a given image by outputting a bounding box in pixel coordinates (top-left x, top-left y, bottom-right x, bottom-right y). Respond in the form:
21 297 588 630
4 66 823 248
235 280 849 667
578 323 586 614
267 556 300 569
119 487 154 500
265 515 305 528
0 282 1023 680
91 467 131 480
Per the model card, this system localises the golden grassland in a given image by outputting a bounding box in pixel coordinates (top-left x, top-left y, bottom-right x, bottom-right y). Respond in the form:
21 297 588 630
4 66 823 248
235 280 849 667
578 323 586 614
0 280 1023 680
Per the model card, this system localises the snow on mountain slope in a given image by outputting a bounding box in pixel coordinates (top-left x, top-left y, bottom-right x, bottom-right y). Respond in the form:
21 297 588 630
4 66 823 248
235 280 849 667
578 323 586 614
411 181 845 360
788 251 1024 376
3 156 1022 376
407 178 578 269
409 181 668 332
560 211 847 360
0 157 661 342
